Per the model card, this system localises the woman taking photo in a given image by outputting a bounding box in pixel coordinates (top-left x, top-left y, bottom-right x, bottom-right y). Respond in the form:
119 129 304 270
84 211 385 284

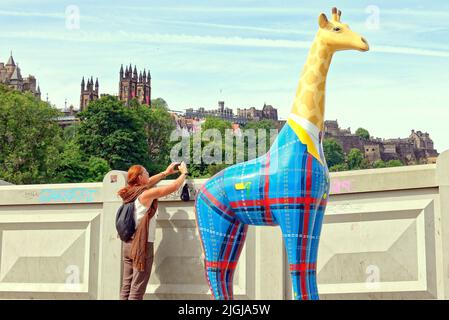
118 161 188 300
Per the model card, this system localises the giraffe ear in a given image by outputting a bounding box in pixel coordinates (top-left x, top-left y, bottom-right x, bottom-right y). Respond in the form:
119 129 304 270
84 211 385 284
318 13 329 28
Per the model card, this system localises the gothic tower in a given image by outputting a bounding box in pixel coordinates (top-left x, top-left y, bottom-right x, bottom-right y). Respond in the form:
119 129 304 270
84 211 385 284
119 64 151 106
80 76 99 111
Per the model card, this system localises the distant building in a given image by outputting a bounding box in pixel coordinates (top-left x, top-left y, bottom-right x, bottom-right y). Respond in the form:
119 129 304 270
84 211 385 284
237 103 278 121
79 64 152 110
119 64 151 106
324 120 439 165
79 77 99 111
0 52 41 99
56 105 80 129
185 101 236 122
185 101 279 125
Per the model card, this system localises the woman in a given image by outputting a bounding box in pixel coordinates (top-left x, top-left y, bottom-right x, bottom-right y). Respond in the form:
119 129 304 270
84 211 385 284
118 161 188 300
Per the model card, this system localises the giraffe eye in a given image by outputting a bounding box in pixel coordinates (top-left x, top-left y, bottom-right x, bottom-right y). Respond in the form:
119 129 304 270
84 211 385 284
333 27 341 32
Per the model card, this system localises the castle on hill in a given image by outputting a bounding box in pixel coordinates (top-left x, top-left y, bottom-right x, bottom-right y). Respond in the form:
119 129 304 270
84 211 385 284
324 120 439 164
0 52 41 99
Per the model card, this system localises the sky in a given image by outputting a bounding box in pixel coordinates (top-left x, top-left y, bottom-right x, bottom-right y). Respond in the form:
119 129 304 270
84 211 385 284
1 0 449 152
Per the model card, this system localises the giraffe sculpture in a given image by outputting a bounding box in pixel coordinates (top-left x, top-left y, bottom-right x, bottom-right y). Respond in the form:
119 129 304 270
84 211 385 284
194 7 369 300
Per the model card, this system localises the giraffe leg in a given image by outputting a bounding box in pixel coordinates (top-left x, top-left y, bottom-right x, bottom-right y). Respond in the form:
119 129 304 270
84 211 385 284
306 205 325 300
208 222 248 300
195 189 247 300
278 207 323 300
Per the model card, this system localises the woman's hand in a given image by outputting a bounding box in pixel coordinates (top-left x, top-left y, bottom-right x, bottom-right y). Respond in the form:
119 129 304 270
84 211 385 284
178 161 188 175
164 162 180 176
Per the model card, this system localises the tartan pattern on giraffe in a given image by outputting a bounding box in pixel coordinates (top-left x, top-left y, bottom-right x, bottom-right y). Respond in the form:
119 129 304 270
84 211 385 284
195 123 330 300
194 7 368 300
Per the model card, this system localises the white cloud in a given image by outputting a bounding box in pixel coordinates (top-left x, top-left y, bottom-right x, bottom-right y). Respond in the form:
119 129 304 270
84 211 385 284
0 10 63 18
2 30 449 58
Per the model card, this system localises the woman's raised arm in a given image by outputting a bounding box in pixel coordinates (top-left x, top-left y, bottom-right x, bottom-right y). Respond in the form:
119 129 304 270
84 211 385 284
139 162 188 207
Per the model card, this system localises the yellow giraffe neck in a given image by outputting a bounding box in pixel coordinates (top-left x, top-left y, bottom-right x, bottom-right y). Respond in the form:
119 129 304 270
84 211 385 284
290 37 334 132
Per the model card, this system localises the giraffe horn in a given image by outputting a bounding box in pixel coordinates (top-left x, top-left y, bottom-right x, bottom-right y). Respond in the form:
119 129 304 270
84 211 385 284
338 10 342 21
332 7 339 21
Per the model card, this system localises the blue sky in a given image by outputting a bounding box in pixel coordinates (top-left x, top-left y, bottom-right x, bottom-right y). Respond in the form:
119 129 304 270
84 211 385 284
1 0 449 152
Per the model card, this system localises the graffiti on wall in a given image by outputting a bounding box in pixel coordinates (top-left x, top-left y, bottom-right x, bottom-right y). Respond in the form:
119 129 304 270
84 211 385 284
39 188 99 203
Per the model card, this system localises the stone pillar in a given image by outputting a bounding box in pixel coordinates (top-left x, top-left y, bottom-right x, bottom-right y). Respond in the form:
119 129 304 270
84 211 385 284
254 227 285 299
436 150 449 299
98 170 127 299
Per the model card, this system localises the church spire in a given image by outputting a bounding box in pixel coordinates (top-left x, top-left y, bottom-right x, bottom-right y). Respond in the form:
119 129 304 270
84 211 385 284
6 51 15 66
133 65 138 79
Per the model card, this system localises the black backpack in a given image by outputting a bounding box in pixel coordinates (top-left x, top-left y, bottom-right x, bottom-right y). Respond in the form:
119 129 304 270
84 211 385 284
115 202 136 242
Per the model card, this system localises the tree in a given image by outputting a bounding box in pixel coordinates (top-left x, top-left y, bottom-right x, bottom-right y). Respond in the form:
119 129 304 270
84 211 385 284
84 156 111 182
0 85 63 184
355 128 370 140
243 119 277 153
151 98 169 109
323 138 345 168
202 117 232 135
55 139 110 183
329 163 348 172
373 159 386 168
386 159 403 167
136 103 176 175
244 119 277 131
347 148 364 170
62 123 79 142
76 96 148 171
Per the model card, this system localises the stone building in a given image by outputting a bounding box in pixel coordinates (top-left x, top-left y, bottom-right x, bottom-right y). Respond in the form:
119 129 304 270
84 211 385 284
324 120 439 165
237 103 278 121
185 101 279 125
0 52 41 99
79 77 99 111
185 101 236 122
79 64 152 110
119 64 151 106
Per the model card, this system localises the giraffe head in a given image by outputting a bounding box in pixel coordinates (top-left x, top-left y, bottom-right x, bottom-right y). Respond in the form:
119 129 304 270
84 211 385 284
317 7 369 52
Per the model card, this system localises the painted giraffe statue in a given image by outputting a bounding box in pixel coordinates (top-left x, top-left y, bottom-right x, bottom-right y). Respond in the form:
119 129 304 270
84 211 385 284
194 7 369 300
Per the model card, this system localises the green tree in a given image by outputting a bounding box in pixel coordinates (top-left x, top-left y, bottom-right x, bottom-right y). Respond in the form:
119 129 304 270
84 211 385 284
55 139 110 183
373 159 386 168
202 117 232 135
176 117 233 179
323 138 345 168
76 96 148 171
208 163 229 177
84 156 111 182
329 163 348 172
62 123 79 142
386 159 403 167
0 85 63 184
243 119 277 154
136 103 176 175
355 128 370 140
151 98 169 109
347 148 364 170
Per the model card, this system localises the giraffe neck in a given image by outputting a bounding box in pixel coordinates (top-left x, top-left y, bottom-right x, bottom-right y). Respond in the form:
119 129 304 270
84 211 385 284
289 37 334 133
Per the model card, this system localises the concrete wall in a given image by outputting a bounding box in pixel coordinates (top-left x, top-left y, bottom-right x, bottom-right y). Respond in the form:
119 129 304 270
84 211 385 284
0 150 448 300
